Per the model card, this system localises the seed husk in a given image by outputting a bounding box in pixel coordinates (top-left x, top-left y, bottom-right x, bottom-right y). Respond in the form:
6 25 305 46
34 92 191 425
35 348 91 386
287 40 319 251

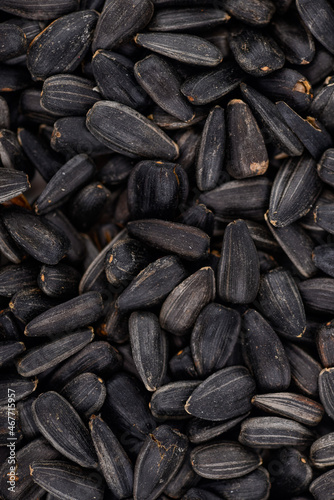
44 210 85 264
9 287 60 324
268 447 313 496
310 80 334 134
135 32 223 66
17 396 39 441
314 202 334 234
186 413 250 445
0 168 30 203
222 0 275 26
89 415 133 499
310 432 334 468
117 255 187 313
67 181 113 231
239 416 315 448
317 319 334 367
169 346 198 381
0 340 25 366
271 14 315 65
0 215 24 263
309 468 334 500
204 467 270 500
149 7 230 32
27 10 99 81
257 268 306 340
86 100 179 160
29 460 105 500
0 62 32 92
319 367 334 421
0 128 33 176
150 380 201 419
164 448 200 498
38 263 80 298
92 0 154 52
0 262 38 297
0 374 37 405
60 373 106 420
135 54 194 122
185 366 256 422
160 267 216 335
298 277 334 315
296 0 334 55
242 309 291 392
133 425 188 500
191 303 241 377
0 23 27 62
0 0 79 20
317 148 334 186
252 392 324 426
284 342 322 397
32 391 98 468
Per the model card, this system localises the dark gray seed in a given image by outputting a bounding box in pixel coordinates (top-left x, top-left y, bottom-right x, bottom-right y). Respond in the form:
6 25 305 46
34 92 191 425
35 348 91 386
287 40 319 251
24 291 104 337
319 367 334 421
0 96 10 128
19 88 58 126
38 263 80 298
0 128 33 175
100 300 129 343
229 26 285 77
17 396 40 440
0 0 79 20
310 469 334 500
29 460 105 500
245 220 280 253
86 101 179 160
298 277 334 315
164 448 200 498
60 373 106 419
242 309 291 392
34 154 96 215
135 32 223 66
135 55 194 122
0 262 38 297
172 129 201 171
27 10 99 81
98 154 134 187
258 251 279 273
4 17 41 46
150 104 208 129
127 160 188 220
317 149 334 186
199 177 271 221
183 488 222 500
317 319 334 367
128 219 210 261
129 311 168 392
0 23 27 62
133 425 188 500
257 268 306 340
204 467 270 500
265 213 317 278
179 204 214 237
276 101 333 159
252 392 324 426
149 7 230 32
310 81 334 134
44 210 85 264
92 0 154 52
190 441 262 480
0 215 24 263
17 128 63 181
169 346 198 381
51 116 114 157
185 366 256 422
284 342 321 397
9 287 60 324
299 47 334 86
181 61 244 105
223 0 275 26
0 309 22 341
196 105 225 191
150 380 201 419
49 341 122 388
239 416 315 448
217 219 260 304
271 14 315 65
240 83 303 156
191 303 241 377
160 267 215 335
105 238 152 288
0 168 30 203
0 340 25 366
89 415 133 498
0 63 32 92
16 328 94 377
41 74 101 116
67 181 113 231
187 413 250 445
227 99 268 179
117 255 187 313
300 188 334 233
104 372 156 440
311 432 334 468
269 154 322 227
3 207 69 265
32 391 98 468
314 203 334 234
269 447 313 496
0 437 59 500
0 375 37 405
92 49 147 109
296 0 334 55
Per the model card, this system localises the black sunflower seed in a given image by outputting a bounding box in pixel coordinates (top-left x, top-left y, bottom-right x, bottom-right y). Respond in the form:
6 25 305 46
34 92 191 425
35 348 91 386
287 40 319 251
0 62 32 92
222 0 275 26
44 210 85 264
299 46 334 86
60 373 106 420
0 23 27 62
17 396 39 441
86 101 179 160
310 432 334 469
149 7 230 32
268 447 313 496
310 469 334 500
9 287 60 324
298 277 334 315
32 391 98 468
150 104 208 129
89 415 133 498
0 375 37 405
67 181 113 231
99 300 129 343
133 425 188 500
239 416 315 448
0 340 25 366
164 448 200 498
185 366 256 422
0 128 33 176
317 319 334 367
284 342 322 398
0 262 38 297
310 80 334 134
319 367 334 421
179 204 214 237
296 0 334 55
27 10 99 81
150 380 200 419
186 413 250 445
169 346 198 381
0 168 30 203
0 0 79 20
203 467 270 500
252 392 324 426
317 148 334 186
245 220 280 253
0 215 25 264
0 309 22 341
19 88 57 126
38 263 80 298
271 14 315 65
314 203 334 234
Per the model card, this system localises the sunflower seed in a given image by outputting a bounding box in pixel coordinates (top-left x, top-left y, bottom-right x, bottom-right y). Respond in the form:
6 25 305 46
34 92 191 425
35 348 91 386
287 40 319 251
284 342 322 397
298 277 334 315
150 380 200 419
317 319 334 367
271 14 315 65
186 413 250 445
296 0 334 55
268 447 313 496
310 81 334 134
0 168 30 203
310 468 334 500
60 373 106 420
9 287 60 324
319 367 334 421
0 340 25 366
0 262 38 297
169 346 198 381
0 0 79 20
222 0 275 26
0 375 37 405
310 432 334 468
37 263 80 298
203 467 270 500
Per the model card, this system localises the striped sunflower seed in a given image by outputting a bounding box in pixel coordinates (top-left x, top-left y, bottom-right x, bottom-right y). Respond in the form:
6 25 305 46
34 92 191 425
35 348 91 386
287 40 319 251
310 432 334 468
60 373 106 420
150 380 201 419
0 168 30 203
319 367 334 421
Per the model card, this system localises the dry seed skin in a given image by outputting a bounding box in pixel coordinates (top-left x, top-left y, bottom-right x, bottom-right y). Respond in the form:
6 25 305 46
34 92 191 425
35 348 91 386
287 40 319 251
0 0 79 20
223 0 275 26
38 263 81 298
149 7 231 32
0 168 30 203
296 0 334 55
150 380 201 419
185 366 256 421
32 392 98 468
319 368 334 421
298 277 334 314
133 425 188 500
105 238 152 287
310 432 334 468
190 441 262 480
317 148 334 186
0 375 37 405
317 319 334 367
60 373 106 419
0 340 25 366
187 413 250 444
284 342 321 397
268 447 312 496
86 101 179 160
271 15 315 65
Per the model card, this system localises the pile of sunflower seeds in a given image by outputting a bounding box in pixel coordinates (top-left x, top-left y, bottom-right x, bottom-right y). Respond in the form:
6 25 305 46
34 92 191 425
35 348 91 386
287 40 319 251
1 0 334 498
